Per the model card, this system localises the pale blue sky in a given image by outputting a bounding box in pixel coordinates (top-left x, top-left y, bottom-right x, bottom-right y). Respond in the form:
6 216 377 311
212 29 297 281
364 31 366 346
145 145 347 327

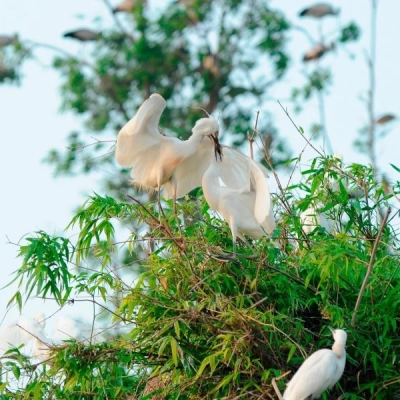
1 0 399 330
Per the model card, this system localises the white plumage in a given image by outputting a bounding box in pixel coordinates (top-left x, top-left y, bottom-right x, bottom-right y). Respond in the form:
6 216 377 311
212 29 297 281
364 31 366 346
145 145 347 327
300 205 333 235
0 316 43 356
116 93 219 200
32 315 105 363
283 328 347 400
0 313 105 364
202 146 275 254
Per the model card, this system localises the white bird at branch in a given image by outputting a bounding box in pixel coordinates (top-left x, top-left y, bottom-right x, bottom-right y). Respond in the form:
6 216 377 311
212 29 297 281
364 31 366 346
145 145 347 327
0 34 18 48
0 313 105 365
299 3 339 18
0 316 41 356
30 313 51 363
112 0 146 13
63 29 100 42
202 146 275 255
300 205 333 235
116 93 220 201
32 314 105 364
283 328 347 400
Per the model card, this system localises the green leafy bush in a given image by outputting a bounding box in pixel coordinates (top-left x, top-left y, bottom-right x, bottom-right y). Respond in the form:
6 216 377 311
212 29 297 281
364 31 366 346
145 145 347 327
2 156 400 399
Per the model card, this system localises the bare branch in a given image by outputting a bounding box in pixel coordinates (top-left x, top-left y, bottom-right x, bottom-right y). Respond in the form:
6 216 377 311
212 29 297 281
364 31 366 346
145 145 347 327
351 206 391 327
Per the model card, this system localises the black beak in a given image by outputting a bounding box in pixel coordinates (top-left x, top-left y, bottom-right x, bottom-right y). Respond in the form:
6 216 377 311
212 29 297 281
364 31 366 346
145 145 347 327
210 134 222 160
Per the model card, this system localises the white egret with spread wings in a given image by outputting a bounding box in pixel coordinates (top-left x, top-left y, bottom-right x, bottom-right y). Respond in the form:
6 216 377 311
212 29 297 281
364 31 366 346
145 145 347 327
115 93 221 202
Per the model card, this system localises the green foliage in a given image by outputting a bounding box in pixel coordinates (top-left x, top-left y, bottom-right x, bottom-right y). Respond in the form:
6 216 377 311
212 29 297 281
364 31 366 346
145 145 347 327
339 22 361 43
8 231 73 307
292 68 333 105
3 156 400 399
0 38 29 84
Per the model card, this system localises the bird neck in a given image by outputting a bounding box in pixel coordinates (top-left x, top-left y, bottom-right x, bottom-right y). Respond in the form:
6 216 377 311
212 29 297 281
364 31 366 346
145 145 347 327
203 163 219 185
188 134 206 145
332 341 346 358
202 164 221 210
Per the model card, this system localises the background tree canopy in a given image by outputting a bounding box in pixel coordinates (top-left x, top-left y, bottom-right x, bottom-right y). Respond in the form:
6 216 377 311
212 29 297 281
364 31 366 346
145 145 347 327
2 0 399 399
2 0 360 190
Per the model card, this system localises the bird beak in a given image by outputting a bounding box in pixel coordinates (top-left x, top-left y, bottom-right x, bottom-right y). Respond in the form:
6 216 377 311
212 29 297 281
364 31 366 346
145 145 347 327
328 326 336 334
210 134 222 160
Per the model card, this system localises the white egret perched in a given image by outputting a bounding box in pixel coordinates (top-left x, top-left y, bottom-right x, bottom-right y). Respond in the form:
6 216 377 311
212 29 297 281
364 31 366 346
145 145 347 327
63 29 100 42
112 0 146 13
302 43 334 63
375 113 396 125
51 315 105 344
32 314 105 364
283 328 347 400
0 313 105 364
0 34 18 48
0 314 51 365
116 93 221 201
202 146 275 255
30 313 52 363
0 316 42 356
298 3 339 18
300 205 333 235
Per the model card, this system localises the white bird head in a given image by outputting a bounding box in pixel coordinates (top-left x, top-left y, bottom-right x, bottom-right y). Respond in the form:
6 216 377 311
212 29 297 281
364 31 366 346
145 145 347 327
329 327 347 343
191 117 222 159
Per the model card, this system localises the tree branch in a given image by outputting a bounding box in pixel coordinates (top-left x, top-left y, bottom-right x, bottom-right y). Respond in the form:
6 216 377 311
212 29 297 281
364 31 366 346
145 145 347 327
101 0 135 41
351 206 391 327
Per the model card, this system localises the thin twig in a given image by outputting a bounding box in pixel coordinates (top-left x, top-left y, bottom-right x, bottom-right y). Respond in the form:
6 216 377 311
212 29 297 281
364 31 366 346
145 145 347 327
350 206 391 327
101 0 135 41
277 100 324 158
271 371 290 400
25 41 95 70
247 110 260 160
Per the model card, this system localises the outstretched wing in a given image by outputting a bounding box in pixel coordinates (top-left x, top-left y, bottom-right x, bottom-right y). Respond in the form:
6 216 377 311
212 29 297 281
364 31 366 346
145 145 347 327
115 93 166 167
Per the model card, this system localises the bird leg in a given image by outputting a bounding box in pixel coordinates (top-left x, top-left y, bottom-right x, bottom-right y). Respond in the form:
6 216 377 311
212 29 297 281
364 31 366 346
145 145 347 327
210 226 259 260
155 181 169 226
172 192 183 238
230 220 238 258
210 223 240 260
235 232 259 259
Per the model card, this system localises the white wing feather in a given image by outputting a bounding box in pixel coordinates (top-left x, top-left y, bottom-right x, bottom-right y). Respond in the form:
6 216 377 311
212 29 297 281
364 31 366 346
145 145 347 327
115 94 166 167
218 147 275 234
284 349 337 400
163 139 214 199
218 146 269 190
